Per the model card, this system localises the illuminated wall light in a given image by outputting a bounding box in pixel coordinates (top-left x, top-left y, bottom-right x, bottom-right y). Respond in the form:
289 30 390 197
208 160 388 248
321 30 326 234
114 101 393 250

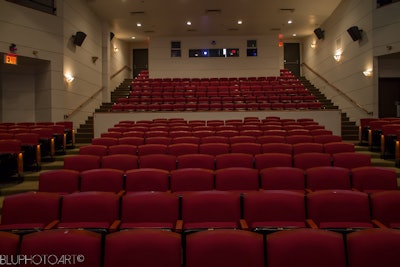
237 20 243 25
186 21 192 26
363 68 373 77
292 33 297 37
136 23 142 27
288 20 293 24
64 73 74 83
311 42 316 49
114 46 119 52
334 49 342 62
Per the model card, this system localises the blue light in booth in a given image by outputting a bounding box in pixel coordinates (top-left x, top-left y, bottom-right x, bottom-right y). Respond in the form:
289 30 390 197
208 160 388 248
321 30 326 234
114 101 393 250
202 49 209 56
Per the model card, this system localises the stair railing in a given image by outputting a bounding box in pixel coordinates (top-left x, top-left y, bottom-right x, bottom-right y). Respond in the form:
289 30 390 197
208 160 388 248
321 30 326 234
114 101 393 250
64 87 105 119
301 62 373 115
110 65 132 79
65 65 132 119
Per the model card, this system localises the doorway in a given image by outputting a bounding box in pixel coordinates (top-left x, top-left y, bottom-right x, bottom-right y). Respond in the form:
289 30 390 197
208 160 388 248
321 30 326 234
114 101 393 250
378 78 400 117
284 43 301 77
132 49 148 77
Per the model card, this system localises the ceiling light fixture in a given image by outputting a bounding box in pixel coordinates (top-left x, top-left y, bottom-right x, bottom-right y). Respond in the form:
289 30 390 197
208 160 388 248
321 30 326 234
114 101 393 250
288 20 293 24
292 33 297 37
136 23 142 27
237 20 243 25
64 73 74 83
131 36 136 39
186 21 192 26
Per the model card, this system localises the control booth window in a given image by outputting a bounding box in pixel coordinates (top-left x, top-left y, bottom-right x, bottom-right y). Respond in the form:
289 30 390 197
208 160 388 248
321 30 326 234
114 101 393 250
189 48 239 58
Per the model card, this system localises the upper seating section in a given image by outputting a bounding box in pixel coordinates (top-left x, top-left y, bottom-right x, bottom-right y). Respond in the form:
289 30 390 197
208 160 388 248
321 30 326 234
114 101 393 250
112 72 322 111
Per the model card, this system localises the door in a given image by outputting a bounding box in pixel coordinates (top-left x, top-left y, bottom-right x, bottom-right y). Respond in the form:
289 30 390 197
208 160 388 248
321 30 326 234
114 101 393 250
133 49 148 77
378 78 400 117
284 43 300 76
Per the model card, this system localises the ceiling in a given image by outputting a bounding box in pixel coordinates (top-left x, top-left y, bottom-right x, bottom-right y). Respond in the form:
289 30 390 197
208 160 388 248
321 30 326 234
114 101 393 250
86 0 342 42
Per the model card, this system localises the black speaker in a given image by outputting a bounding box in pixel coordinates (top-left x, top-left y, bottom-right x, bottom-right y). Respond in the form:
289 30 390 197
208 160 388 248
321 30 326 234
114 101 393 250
110 32 115 41
314 28 324 40
347 26 362 41
73 31 87 46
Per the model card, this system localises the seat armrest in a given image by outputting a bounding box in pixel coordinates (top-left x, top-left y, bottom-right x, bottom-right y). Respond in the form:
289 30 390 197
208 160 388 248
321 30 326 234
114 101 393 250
44 220 59 230
372 219 388 228
306 219 318 229
109 220 121 233
175 220 183 233
240 219 249 230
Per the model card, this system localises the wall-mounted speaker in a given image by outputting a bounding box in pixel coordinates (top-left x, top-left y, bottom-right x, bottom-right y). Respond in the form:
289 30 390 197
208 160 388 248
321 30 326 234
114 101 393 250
347 26 363 41
110 32 115 41
314 28 324 40
73 31 87 46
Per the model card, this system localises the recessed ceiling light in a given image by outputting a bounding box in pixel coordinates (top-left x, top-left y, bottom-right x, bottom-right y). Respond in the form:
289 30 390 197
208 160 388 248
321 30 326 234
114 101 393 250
237 20 243 25
137 23 142 27
288 20 293 24
186 21 192 26
292 33 297 36
131 36 136 39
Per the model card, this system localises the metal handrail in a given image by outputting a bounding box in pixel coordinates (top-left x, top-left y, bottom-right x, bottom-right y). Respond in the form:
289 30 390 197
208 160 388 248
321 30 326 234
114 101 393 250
64 87 104 119
301 62 372 115
65 65 132 119
110 65 131 79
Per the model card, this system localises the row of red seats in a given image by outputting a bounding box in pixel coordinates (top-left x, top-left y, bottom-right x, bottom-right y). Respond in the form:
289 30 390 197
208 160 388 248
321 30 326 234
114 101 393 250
80 141 354 158
39 166 398 195
63 152 372 172
111 101 322 111
1 189 400 234
2 228 399 267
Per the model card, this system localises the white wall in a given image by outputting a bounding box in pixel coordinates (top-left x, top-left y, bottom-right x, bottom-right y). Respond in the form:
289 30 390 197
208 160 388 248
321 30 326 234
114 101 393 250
302 0 400 124
0 1 132 128
149 35 283 78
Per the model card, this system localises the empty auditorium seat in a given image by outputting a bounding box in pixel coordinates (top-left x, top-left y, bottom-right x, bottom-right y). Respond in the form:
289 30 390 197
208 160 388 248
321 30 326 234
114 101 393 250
63 155 101 172
370 190 400 228
139 154 177 171
91 137 119 147
255 153 293 169
0 231 19 258
230 142 262 155
108 144 137 155
215 153 254 169
56 191 120 232
261 143 292 154
292 142 324 155
176 153 215 169
79 144 108 157
125 168 170 192
215 167 259 192
306 190 373 231
199 143 230 156
38 169 80 194
185 229 264 267
0 192 60 233
104 229 182 267
20 229 101 267
332 152 371 169
170 168 215 193
168 143 199 156
323 142 355 154
101 154 138 171
260 167 305 193
346 228 400 267
305 166 351 192
293 153 332 170
243 190 307 232
80 168 125 195
266 229 346 267
120 192 180 230
351 166 398 193
180 191 243 232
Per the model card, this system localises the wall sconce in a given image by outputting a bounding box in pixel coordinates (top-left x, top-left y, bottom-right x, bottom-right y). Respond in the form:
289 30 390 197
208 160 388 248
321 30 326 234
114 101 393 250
363 68 373 77
64 73 75 83
113 46 119 53
333 49 342 62
311 43 316 49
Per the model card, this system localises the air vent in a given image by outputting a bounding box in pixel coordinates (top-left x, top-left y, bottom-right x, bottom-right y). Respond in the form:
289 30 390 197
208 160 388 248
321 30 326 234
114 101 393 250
130 11 146 15
205 9 222 15
279 8 295 12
